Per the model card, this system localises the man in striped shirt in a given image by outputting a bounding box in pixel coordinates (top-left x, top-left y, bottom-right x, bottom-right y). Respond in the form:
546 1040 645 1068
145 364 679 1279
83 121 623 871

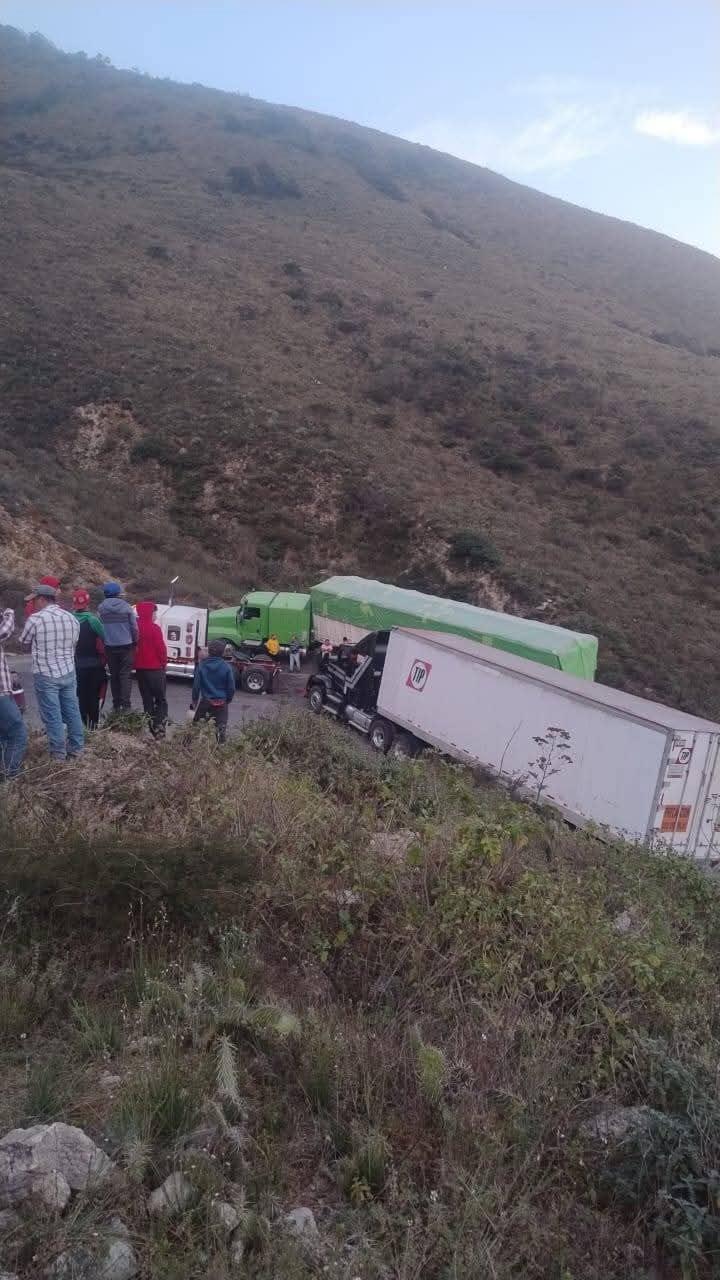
20 584 85 761
0 606 28 779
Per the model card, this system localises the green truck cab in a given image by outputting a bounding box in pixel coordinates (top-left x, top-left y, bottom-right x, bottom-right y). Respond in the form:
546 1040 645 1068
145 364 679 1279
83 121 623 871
208 591 312 652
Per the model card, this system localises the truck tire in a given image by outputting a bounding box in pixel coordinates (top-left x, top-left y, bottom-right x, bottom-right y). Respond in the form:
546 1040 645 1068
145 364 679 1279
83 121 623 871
390 732 420 760
369 717 394 753
308 684 325 714
242 667 268 694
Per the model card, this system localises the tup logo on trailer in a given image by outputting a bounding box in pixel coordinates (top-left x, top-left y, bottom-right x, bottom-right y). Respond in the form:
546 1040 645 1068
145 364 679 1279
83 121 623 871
406 658 432 692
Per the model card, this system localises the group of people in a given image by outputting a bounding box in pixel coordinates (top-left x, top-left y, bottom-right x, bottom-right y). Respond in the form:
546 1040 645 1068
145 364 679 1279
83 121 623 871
0 578 238 780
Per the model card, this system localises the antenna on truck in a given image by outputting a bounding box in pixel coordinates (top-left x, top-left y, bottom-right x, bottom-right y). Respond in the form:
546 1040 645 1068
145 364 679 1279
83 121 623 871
169 575 179 606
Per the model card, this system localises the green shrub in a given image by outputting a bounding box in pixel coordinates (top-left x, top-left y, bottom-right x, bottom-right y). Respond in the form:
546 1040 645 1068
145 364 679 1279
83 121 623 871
145 243 171 262
111 1056 203 1145
597 1041 720 1274
449 528 501 570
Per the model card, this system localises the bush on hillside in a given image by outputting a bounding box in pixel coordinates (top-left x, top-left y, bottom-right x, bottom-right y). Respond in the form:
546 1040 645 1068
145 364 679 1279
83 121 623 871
448 528 501 571
227 162 301 198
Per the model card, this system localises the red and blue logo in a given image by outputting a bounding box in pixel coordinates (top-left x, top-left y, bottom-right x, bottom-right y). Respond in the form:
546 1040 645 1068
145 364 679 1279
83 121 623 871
406 658 432 691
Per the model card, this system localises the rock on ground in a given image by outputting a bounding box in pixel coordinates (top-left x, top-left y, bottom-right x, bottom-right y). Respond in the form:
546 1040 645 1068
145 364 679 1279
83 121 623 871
612 909 635 934
581 1105 660 1143
0 1209 21 1232
98 1074 123 1091
46 1221 136 1280
32 1171 72 1213
212 1200 240 1234
284 1206 319 1238
96 1238 137 1280
369 829 416 863
0 1124 114 1210
147 1171 194 1217
229 1234 245 1266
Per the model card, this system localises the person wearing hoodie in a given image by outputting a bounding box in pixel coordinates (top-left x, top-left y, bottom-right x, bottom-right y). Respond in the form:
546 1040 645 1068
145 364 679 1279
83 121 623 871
134 601 168 738
97 582 138 711
72 589 107 730
190 639 235 743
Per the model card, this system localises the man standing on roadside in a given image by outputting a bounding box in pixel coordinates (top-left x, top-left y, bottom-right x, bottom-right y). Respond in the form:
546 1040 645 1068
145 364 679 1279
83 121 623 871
19 584 84 762
72 588 107 730
134 601 168 737
288 634 302 673
0 606 28 780
191 638 235 743
97 582 138 711
23 574 61 620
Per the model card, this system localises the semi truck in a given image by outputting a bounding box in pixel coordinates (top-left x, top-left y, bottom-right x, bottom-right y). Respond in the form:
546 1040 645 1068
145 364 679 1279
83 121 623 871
208 576 598 679
208 592 313 652
152 603 208 679
306 627 720 860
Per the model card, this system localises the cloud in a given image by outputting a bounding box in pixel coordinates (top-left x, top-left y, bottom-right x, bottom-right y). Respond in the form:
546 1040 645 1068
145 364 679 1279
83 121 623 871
510 74 601 100
404 103 617 175
634 110 720 146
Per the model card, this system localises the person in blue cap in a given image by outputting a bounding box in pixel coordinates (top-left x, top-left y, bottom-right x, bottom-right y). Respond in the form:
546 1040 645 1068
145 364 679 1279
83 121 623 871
97 582 138 711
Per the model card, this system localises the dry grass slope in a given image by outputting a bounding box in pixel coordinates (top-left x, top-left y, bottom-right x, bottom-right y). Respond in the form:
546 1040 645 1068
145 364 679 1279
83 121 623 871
1 715 720 1277
1 26 720 714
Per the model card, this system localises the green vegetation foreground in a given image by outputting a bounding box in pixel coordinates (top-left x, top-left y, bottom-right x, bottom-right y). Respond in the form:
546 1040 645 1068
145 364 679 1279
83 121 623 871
1 714 720 1278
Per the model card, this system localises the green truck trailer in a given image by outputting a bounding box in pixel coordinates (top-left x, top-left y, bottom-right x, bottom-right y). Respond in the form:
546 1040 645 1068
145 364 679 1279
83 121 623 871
208 577 598 679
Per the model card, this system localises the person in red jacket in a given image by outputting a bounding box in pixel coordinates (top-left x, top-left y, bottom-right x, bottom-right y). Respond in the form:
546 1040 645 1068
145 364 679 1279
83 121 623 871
134 601 168 737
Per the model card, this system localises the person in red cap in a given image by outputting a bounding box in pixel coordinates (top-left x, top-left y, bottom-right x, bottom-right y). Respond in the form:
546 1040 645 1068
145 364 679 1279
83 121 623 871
24 575 61 620
72 588 107 729
134 601 168 737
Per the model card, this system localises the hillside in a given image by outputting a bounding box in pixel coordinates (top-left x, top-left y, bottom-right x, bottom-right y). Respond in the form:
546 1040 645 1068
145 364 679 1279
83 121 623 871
2 26 720 712
1 715 720 1278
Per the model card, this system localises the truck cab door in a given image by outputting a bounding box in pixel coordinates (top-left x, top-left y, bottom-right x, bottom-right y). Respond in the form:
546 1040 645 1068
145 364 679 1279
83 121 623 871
237 604 263 647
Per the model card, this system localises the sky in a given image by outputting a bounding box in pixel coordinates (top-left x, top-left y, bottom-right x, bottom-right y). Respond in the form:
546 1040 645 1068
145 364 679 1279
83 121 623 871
4 0 720 257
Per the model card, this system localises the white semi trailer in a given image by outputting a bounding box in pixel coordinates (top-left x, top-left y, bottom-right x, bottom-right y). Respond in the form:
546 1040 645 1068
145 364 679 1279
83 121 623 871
310 627 720 860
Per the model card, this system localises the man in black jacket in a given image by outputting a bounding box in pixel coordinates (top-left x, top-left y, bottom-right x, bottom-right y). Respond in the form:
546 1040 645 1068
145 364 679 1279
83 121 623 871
72 589 106 729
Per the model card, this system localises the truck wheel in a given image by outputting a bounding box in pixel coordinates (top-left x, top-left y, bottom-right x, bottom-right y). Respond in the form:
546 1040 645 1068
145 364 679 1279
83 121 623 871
369 717 394 753
308 684 325 714
242 667 268 694
391 732 420 760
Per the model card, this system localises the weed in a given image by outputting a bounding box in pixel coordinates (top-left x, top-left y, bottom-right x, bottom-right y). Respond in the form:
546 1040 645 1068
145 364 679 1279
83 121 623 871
527 726 574 802
341 1128 391 1201
111 1056 203 1147
71 1001 122 1058
413 1032 448 1106
24 1056 73 1123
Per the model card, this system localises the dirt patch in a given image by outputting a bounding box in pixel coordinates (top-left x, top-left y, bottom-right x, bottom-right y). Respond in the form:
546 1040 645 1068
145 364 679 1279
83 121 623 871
0 502 108 588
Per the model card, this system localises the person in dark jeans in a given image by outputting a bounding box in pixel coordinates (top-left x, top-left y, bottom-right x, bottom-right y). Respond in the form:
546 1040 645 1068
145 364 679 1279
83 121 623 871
72 588 107 729
134 601 168 737
0 606 28 780
97 582 138 711
191 639 235 743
